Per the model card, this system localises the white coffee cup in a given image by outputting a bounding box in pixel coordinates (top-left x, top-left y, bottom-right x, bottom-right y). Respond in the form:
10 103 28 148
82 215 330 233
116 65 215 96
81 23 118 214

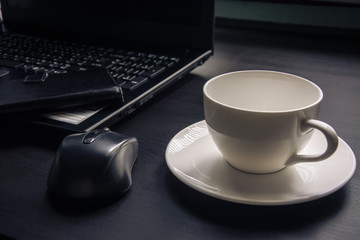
203 70 338 174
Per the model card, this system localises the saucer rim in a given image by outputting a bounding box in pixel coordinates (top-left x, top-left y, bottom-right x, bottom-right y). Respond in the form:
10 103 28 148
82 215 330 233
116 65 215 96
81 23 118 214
165 120 357 206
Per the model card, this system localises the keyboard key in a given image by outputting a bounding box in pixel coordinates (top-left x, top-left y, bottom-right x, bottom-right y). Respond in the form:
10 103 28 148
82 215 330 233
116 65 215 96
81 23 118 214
1 32 180 91
162 61 174 68
121 74 136 81
122 76 149 91
140 66 165 78
139 63 154 70
114 78 127 87
23 73 48 83
31 66 44 73
132 69 145 76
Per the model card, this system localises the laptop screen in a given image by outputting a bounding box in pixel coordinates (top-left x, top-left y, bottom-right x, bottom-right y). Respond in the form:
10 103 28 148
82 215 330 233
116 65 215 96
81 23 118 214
5 0 201 25
1 0 213 49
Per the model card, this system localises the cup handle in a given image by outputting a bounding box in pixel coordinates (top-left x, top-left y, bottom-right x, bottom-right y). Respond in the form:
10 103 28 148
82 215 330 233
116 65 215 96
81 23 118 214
287 119 339 166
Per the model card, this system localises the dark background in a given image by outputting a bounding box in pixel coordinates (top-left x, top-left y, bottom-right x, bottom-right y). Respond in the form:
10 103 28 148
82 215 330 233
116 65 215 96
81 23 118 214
1 1 360 239
1 25 359 239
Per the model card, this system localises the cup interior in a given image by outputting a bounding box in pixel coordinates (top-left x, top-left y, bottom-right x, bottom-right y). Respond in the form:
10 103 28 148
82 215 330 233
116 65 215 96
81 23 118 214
204 71 322 112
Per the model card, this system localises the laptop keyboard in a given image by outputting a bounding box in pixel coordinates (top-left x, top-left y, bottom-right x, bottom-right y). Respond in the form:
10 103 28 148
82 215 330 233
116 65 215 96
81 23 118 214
0 32 180 90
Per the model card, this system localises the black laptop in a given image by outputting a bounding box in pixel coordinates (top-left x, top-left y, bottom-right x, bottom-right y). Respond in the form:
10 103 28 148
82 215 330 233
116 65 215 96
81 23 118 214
0 0 214 132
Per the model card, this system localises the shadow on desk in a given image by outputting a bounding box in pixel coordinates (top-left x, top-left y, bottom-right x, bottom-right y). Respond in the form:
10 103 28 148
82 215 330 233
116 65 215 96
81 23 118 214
46 194 128 216
165 170 346 232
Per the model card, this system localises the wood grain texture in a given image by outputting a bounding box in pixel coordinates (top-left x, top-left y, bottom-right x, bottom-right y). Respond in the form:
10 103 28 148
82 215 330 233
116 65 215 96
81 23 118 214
0 27 359 240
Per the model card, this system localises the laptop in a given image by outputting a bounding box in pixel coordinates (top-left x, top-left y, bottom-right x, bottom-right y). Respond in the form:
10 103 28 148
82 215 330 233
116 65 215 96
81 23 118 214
0 0 214 132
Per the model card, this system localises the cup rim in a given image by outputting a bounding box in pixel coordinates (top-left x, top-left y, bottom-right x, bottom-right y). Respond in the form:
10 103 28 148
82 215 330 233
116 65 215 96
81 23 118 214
203 70 323 113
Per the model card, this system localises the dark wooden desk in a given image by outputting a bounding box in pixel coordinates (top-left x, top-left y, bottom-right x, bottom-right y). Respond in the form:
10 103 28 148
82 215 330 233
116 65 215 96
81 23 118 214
1 27 359 240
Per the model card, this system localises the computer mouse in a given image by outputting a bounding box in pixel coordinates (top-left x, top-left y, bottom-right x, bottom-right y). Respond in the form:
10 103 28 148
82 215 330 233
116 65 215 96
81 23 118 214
47 128 138 199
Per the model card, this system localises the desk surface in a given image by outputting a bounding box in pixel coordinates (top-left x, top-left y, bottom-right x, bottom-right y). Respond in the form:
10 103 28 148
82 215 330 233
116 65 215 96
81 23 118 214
1 27 359 240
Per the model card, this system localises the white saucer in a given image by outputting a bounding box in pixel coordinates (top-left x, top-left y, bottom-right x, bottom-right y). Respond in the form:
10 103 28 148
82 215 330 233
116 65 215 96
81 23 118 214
165 121 356 205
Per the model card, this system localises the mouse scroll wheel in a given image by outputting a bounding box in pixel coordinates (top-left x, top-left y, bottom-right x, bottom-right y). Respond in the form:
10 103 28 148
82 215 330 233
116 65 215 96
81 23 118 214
83 128 111 144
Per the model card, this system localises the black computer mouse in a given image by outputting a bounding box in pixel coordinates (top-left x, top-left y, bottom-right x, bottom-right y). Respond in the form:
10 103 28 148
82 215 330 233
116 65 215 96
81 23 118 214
47 128 138 199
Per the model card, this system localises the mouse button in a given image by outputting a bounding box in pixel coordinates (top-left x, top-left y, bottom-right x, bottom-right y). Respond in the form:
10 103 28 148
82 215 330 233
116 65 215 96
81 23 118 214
96 140 138 197
103 136 137 163
54 139 108 179
83 128 111 144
